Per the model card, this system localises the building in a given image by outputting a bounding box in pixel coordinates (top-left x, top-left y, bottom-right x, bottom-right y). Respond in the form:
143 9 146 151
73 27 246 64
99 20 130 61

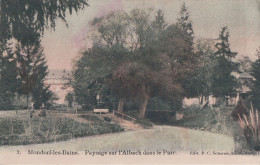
45 69 73 104
237 72 254 99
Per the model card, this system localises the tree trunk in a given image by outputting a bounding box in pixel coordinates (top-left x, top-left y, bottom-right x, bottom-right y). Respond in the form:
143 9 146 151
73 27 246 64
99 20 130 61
118 98 124 113
225 97 229 106
138 94 149 119
200 95 204 105
26 94 29 108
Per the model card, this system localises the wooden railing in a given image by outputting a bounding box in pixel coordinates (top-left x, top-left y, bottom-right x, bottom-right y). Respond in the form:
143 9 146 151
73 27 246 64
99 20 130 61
146 110 172 112
112 110 136 123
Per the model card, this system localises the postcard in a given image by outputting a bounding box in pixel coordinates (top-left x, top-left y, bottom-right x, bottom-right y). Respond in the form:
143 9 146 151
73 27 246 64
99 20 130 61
0 0 260 164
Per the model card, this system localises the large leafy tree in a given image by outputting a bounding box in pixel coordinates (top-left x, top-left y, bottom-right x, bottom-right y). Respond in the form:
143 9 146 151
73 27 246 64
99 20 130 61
78 9 154 113
251 48 260 110
90 11 130 48
73 8 192 118
110 51 182 118
109 9 174 116
212 26 238 101
73 45 129 110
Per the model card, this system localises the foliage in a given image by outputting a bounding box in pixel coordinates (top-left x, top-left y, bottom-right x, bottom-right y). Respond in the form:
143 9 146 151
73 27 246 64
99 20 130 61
251 48 260 110
90 10 130 48
238 105 260 150
0 44 22 109
0 114 123 146
65 92 74 107
192 38 216 103
73 45 128 110
174 105 249 151
147 97 180 111
0 0 88 110
238 56 253 73
104 116 112 122
15 40 52 108
73 6 199 118
212 26 238 100
0 0 88 45
146 111 176 124
174 3 199 98
177 3 194 36
152 10 168 38
232 99 249 121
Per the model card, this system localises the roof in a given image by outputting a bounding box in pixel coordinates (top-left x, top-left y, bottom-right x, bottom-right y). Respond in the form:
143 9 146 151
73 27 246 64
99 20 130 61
239 72 253 79
46 69 72 79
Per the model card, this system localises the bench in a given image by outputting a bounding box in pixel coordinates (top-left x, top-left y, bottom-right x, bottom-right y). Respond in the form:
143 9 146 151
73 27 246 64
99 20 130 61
93 109 109 114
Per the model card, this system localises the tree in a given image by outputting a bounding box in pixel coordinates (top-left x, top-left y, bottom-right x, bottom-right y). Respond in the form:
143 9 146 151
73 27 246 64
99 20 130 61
212 26 238 102
15 40 52 108
73 8 198 118
238 56 253 73
192 38 216 104
251 47 260 110
152 10 168 38
83 9 156 113
0 0 88 45
176 3 200 98
0 43 21 109
73 45 129 110
0 0 88 109
65 92 74 108
107 9 182 118
90 11 130 48
109 54 182 118
177 2 194 36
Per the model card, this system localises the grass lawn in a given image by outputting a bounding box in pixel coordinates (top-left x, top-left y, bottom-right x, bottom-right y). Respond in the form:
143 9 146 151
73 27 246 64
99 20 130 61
0 126 234 152
0 110 124 146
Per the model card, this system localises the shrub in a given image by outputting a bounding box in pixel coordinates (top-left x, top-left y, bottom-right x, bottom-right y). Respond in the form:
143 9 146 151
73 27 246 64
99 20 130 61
146 111 175 123
182 104 201 119
104 117 111 122
135 118 153 129
238 104 260 150
232 99 249 121
0 115 124 146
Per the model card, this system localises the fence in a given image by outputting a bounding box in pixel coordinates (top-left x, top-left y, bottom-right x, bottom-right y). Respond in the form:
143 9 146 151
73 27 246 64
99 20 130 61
112 110 136 123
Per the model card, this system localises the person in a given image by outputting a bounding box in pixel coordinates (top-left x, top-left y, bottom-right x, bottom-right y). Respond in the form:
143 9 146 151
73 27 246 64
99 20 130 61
28 102 35 118
39 103 47 117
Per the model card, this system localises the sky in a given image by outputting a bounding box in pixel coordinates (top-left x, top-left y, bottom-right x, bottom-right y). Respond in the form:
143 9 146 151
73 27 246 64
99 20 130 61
42 0 260 70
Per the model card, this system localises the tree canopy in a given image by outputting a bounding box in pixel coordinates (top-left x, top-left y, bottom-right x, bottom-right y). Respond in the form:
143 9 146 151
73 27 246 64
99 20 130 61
73 7 196 118
0 0 88 45
0 0 88 109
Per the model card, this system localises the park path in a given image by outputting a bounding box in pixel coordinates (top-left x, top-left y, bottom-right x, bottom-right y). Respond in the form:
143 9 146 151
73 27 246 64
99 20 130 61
0 126 234 152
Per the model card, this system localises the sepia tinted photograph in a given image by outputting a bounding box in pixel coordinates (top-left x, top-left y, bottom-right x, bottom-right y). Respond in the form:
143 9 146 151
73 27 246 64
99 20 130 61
0 0 260 164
